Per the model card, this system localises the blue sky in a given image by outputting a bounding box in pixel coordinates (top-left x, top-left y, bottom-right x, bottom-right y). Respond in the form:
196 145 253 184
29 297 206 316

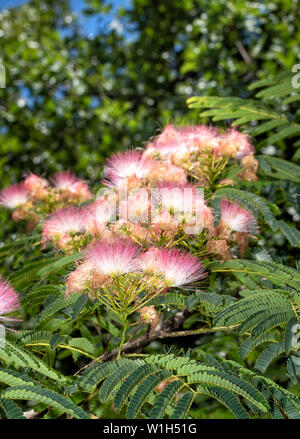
0 0 131 36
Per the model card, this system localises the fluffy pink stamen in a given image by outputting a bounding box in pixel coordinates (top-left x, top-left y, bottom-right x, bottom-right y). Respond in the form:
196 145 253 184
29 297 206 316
0 183 29 209
24 174 48 191
66 261 94 296
217 129 254 159
140 247 206 287
51 171 79 189
51 171 91 198
86 199 116 233
103 151 153 188
0 278 20 316
42 206 88 244
144 124 219 160
156 183 202 212
220 199 259 234
85 238 141 276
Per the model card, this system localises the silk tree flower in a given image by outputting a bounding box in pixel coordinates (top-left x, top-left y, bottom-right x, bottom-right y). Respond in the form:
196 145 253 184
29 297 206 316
0 277 20 318
138 305 159 330
144 139 192 163
152 184 214 236
173 125 219 157
51 171 81 189
66 261 110 296
86 199 116 236
123 223 154 244
240 154 259 182
140 247 206 288
206 239 231 262
147 162 187 186
42 206 89 248
144 124 218 162
103 151 154 189
115 210 179 245
142 124 181 160
215 129 254 160
119 188 151 223
154 183 201 213
150 210 179 242
203 204 215 238
217 199 259 239
153 124 179 144
24 173 49 199
51 171 91 202
0 183 29 209
85 238 142 277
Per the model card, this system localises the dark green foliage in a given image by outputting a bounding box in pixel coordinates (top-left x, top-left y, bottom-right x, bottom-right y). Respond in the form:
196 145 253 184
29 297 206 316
77 354 300 419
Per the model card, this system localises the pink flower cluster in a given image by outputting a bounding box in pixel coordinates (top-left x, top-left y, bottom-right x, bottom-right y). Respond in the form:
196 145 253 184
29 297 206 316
0 171 91 226
0 124 262 330
1 125 259 259
66 238 206 296
142 125 258 186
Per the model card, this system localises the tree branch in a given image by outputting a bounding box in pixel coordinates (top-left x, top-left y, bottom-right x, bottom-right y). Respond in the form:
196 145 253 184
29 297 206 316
74 312 238 376
74 311 188 375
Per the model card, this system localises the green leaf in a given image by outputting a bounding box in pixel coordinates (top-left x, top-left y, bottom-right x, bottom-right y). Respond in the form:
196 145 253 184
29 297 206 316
170 390 194 419
35 293 82 327
77 362 119 392
1 386 89 419
278 221 300 247
0 367 35 387
114 363 161 413
1 398 26 419
0 339 66 382
150 379 183 419
126 371 171 418
37 252 83 276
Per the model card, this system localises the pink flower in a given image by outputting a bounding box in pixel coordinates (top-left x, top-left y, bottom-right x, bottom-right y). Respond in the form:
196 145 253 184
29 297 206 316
215 129 253 159
85 238 141 276
119 188 151 223
42 206 89 245
147 162 187 185
66 261 111 296
219 199 259 234
0 278 20 316
154 124 179 144
103 151 153 189
0 183 29 209
51 171 80 189
24 174 49 199
66 261 94 296
144 124 219 161
144 140 185 161
51 171 91 200
140 247 206 288
176 125 219 152
24 174 48 191
86 199 116 235
150 210 179 241
155 183 202 213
